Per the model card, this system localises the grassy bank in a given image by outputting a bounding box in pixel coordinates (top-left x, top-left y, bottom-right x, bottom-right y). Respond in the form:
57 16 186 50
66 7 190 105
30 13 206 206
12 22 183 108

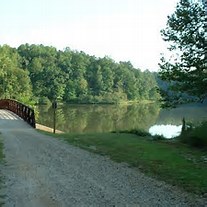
50 131 207 195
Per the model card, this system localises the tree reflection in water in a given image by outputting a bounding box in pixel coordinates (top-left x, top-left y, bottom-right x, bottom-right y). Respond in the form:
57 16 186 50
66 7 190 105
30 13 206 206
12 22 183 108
36 103 207 134
36 103 160 133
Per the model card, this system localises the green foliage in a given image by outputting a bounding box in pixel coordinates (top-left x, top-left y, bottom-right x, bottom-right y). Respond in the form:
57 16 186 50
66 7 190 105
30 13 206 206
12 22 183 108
179 121 207 148
115 129 166 140
38 96 51 105
159 0 206 105
0 44 160 103
115 129 151 137
152 134 166 141
0 45 33 101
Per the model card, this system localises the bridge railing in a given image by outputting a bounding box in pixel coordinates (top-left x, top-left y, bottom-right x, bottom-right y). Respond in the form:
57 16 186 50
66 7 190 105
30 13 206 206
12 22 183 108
0 99 36 128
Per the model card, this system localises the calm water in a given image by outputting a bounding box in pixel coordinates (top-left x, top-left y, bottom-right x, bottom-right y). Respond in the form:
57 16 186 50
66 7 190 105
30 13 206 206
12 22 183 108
36 103 207 136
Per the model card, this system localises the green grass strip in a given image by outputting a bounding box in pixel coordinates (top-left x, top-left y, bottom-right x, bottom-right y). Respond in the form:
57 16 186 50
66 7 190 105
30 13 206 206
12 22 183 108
50 132 207 195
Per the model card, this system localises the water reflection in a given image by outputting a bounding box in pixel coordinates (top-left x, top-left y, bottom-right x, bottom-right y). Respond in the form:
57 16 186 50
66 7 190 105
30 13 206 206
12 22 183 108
156 103 207 124
36 103 160 133
36 103 207 134
149 124 182 139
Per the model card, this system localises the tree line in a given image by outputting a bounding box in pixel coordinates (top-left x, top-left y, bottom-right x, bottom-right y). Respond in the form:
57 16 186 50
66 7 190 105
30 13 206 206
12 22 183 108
0 0 205 106
0 44 160 104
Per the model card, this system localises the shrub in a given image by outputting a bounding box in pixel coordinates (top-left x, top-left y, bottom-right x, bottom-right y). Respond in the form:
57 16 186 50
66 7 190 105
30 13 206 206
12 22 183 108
115 129 151 137
152 135 166 140
38 96 51 105
179 121 207 148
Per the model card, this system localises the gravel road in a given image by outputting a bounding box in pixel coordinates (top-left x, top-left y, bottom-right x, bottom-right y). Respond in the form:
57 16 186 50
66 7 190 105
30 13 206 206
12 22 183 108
0 109 206 207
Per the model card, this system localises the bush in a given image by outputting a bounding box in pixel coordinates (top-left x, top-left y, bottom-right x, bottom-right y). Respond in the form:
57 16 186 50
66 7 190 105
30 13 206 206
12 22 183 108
115 129 151 137
38 97 51 105
179 121 207 148
152 135 166 141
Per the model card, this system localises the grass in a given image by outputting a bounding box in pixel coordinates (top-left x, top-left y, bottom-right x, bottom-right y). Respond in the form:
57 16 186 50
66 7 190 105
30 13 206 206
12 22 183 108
47 131 207 196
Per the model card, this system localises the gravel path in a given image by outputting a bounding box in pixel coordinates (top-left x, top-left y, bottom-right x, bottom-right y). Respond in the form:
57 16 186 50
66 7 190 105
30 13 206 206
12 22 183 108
0 109 206 207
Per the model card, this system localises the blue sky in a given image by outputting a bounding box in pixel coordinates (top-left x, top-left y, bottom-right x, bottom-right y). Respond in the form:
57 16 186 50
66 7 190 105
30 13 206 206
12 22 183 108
0 0 179 71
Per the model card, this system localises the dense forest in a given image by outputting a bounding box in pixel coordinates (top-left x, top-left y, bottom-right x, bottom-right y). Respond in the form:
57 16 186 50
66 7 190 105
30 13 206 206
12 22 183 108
0 44 160 104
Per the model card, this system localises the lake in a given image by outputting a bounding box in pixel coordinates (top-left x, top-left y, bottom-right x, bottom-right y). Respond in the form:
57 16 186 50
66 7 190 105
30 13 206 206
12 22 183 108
36 103 207 137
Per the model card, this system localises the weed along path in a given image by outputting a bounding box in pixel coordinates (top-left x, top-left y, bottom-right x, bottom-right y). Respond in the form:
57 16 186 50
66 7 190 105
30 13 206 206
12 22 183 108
0 109 206 207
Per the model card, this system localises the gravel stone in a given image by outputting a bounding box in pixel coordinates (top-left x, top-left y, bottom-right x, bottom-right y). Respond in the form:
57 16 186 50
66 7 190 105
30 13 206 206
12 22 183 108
0 109 206 207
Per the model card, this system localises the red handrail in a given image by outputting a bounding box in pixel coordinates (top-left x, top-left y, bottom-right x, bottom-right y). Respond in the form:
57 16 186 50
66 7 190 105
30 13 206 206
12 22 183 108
0 99 36 128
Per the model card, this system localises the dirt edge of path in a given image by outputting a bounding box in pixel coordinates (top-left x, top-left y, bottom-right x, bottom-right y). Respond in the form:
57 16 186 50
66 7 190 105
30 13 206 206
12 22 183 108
35 123 64 134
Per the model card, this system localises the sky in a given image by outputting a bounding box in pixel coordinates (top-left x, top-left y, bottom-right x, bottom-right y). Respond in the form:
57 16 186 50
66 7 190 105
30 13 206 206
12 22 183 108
0 0 179 71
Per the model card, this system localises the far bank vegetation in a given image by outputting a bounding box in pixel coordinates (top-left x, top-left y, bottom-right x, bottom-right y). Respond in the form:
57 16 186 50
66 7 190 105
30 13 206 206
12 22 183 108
0 44 160 105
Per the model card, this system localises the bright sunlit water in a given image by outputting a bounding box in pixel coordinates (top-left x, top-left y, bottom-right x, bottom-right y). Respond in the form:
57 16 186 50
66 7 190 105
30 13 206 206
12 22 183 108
149 124 182 139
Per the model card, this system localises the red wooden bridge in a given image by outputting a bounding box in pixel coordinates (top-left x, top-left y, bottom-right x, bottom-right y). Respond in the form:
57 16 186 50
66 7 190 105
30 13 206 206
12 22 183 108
0 99 36 128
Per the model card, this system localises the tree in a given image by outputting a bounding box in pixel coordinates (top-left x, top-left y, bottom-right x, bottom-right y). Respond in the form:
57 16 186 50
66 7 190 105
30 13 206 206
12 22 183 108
159 0 206 105
0 45 33 102
0 43 160 104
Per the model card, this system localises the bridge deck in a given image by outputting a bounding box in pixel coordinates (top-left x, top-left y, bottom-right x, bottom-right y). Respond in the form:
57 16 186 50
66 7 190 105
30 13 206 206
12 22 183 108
0 109 63 133
0 109 33 130
0 109 20 120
